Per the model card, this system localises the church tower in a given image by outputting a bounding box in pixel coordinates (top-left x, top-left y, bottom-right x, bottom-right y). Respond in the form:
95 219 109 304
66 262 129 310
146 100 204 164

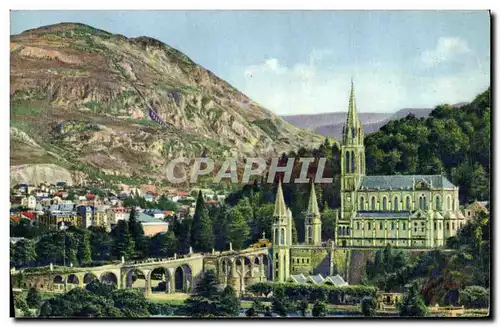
272 180 292 282
340 79 366 220
305 183 322 245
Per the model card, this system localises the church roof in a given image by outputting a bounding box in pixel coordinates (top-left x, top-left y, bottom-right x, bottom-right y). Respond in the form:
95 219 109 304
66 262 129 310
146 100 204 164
359 175 455 191
356 211 412 219
307 274 325 285
290 274 308 284
325 275 348 287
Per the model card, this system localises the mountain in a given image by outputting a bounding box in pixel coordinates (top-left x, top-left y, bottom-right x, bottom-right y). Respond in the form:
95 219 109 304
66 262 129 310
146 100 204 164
281 108 434 140
10 23 323 186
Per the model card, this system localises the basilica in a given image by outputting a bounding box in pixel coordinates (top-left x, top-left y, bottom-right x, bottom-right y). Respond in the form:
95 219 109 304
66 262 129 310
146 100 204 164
270 81 469 283
335 81 467 248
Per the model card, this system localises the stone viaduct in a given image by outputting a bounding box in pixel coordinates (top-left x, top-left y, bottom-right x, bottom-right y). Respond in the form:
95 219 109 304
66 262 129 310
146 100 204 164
12 246 271 296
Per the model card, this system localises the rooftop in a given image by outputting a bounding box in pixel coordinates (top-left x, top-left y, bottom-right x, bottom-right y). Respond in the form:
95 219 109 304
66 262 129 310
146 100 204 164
359 175 456 191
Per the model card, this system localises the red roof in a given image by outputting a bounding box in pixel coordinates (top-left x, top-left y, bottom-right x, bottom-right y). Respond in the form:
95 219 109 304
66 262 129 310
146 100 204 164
21 212 35 220
87 193 96 200
205 200 219 205
177 192 189 197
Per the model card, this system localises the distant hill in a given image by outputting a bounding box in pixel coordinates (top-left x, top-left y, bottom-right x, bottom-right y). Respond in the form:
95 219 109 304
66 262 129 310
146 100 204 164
281 108 437 139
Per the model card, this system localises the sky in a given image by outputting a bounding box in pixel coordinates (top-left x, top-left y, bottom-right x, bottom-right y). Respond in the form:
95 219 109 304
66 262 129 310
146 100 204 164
10 10 490 115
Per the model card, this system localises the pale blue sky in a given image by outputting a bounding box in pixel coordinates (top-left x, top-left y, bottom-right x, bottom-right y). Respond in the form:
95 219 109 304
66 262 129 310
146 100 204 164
11 10 490 115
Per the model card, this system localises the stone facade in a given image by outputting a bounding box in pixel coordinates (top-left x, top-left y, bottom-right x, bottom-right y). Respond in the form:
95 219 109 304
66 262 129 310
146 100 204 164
336 81 468 248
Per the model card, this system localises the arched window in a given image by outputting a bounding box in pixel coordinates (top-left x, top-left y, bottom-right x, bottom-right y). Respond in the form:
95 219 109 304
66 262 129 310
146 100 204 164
356 222 360 230
435 195 441 210
382 197 387 211
367 222 371 230
446 222 450 230
346 227 350 235
359 196 365 210
274 228 278 244
406 196 411 210
371 197 376 210
419 195 427 210
394 197 399 211
352 128 355 138
280 228 285 245
338 226 342 235
345 152 350 173
447 195 452 210
402 222 406 230
351 151 355 172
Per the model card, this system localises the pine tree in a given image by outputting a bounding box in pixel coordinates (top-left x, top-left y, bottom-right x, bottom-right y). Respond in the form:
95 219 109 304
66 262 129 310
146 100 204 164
218 285 240 316
111 220 135 259
26 287 41 309
190 191 214 252
183 270 220 317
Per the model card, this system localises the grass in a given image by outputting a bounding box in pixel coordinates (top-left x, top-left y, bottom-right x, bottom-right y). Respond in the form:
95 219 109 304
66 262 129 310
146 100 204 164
252 119 280 140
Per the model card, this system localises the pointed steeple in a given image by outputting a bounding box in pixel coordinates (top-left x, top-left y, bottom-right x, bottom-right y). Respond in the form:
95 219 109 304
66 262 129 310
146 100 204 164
274 180 287 217
307 183 320 216
346 78 358 129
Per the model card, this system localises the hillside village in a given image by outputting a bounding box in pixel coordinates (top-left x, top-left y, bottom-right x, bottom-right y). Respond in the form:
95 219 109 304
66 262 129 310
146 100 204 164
10 180 228 237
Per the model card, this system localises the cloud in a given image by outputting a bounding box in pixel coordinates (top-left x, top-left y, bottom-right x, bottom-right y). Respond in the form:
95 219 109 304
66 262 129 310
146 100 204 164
230 45 489 116
420 37 472 67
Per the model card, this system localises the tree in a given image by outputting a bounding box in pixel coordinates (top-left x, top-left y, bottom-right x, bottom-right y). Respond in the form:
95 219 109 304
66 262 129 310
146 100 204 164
111 220 135 260
128 208 148 257
311 301 327 317
183 270 220 317
13 239 36 268
226 208 250 250
111 289 150 317
14 294 31 317
361 296 377 317
218 285 240 316
298 298 309 317
398 283 429 317
88 226 113 261
150 231 176 258
271 286 289 317
86 279 116 297
190 191 214 252
26 287 41 309
460 286 489 308
39 287 128 317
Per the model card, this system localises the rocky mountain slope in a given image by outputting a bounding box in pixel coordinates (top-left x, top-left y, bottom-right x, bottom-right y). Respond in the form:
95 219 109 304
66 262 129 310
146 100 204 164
10 23 323 186
281 108 434 140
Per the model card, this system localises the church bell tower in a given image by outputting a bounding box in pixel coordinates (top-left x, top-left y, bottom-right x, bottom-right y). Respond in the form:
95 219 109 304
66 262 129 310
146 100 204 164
305 183 322 245
272 180 292 282
340 79 365 220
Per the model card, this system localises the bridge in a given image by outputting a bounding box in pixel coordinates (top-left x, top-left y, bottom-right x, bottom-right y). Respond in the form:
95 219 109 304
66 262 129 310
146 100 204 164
12 246 272 296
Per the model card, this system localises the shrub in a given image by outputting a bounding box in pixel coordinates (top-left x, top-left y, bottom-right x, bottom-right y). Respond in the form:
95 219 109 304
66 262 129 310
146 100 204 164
460 286 489 308
361 296 377 316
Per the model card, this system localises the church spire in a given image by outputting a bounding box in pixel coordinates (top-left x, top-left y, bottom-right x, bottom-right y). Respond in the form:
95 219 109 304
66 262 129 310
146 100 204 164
347 78 358 128
274 179 287 217
307 183 320 216
343 78 361 144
